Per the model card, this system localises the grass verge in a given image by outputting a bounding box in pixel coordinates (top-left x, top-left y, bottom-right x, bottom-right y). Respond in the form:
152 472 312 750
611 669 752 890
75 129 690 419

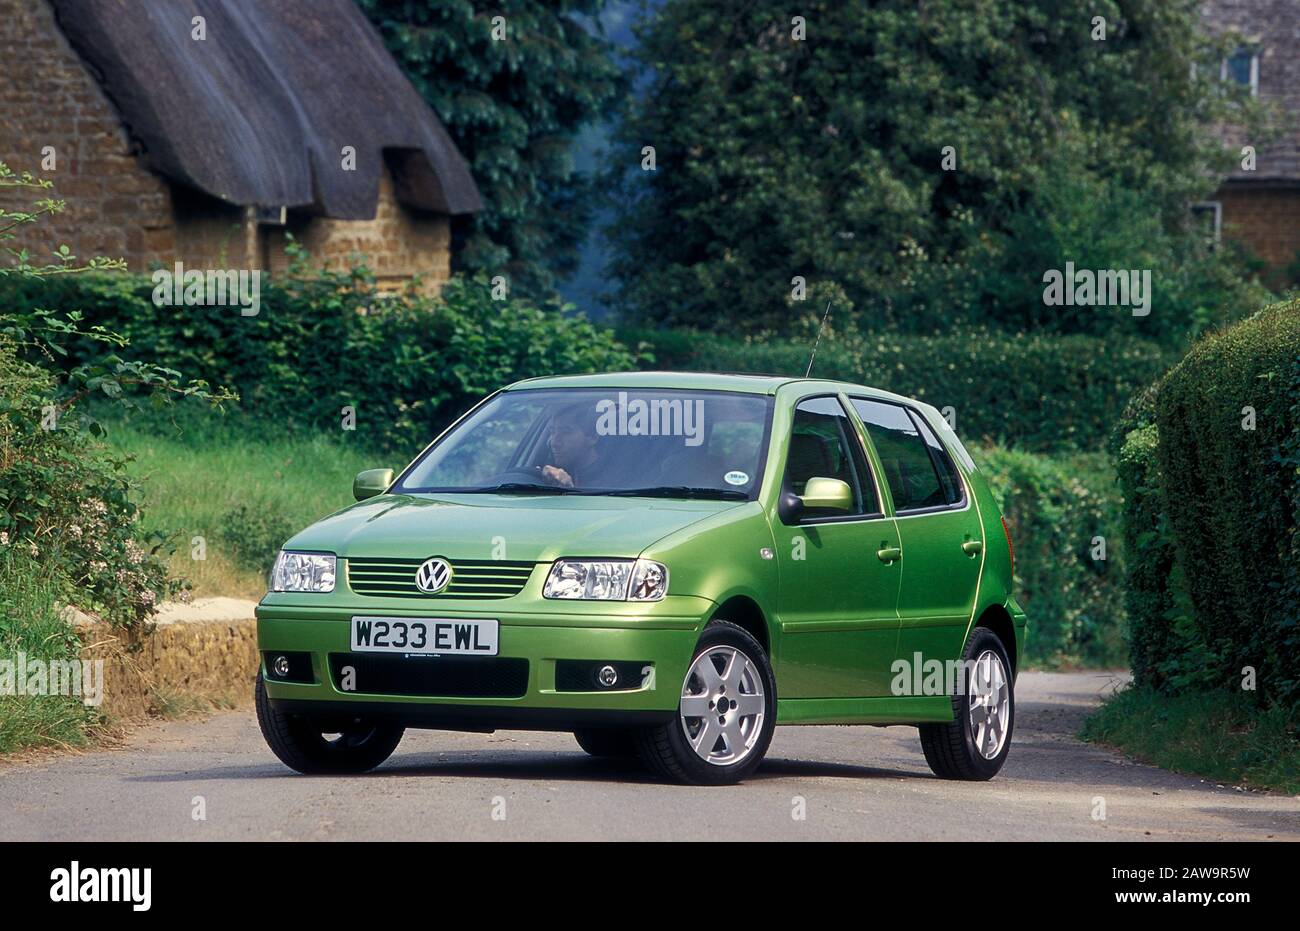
103 405 381 598
1081 686 1300 794
0 555 96 753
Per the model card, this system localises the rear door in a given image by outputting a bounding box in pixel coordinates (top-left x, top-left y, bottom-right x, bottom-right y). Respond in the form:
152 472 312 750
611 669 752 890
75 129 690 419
848 399 983 667
772 396 902 698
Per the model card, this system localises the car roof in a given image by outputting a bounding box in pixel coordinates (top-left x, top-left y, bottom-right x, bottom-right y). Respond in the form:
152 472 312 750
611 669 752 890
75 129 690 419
504 371 917 405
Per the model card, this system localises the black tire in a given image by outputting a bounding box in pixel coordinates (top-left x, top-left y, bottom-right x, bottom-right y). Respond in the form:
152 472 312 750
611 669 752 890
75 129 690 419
918 627 1015 780
635 620 776 786
573 728 640 758
255 674 405 775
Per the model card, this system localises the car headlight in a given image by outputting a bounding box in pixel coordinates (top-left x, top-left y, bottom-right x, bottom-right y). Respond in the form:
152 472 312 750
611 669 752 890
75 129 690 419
270 551 336 593
543 559 668 601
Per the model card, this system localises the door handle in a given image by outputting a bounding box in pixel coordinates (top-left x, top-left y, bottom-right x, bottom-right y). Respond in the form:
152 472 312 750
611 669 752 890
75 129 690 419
961 539 983 556
877 545 901 563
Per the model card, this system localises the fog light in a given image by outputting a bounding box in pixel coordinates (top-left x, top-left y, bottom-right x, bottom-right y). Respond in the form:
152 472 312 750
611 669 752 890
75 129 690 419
273 655 291 678
596 664 619 688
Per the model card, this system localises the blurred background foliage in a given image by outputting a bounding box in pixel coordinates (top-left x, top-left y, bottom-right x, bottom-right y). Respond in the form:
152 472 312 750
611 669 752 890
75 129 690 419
601 0 1275 340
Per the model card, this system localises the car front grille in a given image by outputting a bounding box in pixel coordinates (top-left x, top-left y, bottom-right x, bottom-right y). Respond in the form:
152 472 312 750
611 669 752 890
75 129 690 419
345 558 536 599
328 653 529 698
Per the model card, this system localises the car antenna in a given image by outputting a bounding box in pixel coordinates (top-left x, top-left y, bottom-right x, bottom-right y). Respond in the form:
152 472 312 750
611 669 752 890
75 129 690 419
804 300 832 378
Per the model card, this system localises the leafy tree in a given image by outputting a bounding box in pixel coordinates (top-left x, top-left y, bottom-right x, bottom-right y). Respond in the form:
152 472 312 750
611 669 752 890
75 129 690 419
360 0 624 298
604 0 1273 339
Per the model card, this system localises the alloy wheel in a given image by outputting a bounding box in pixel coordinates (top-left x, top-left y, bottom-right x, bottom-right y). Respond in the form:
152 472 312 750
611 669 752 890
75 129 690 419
968 649 1010 759
679 645 766 766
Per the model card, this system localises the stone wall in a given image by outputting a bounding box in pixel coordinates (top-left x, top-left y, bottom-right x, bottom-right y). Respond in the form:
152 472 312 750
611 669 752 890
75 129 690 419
0 0 178 267
263 168 452 289
1217 185 1300 278
76 611 259 722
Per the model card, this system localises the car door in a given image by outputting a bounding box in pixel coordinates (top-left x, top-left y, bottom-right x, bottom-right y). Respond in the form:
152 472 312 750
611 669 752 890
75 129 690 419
772 395 902 698
849 399 983 669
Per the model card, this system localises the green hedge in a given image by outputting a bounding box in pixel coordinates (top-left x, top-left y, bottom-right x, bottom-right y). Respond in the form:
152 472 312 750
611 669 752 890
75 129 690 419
628 326 1174 453
1111 379 1224 694
974 446 1125 666
7 272 637 456
10 270 1171 456
1113 417 1201 691
1152 299 1300 711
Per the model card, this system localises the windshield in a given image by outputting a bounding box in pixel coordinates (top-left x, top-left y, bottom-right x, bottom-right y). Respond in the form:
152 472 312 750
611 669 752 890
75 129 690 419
393 388 773 499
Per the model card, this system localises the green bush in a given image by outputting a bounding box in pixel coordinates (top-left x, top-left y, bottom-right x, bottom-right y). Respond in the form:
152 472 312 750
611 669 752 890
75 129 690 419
218 503 297 576
0 338 179 629
1109 378 1221 693
1114 422 1184 691
630 323 1174 453
923 163 1273 343
7 271 638 457
2 161 228 757
973 446 1125 667
1153 298 1300 711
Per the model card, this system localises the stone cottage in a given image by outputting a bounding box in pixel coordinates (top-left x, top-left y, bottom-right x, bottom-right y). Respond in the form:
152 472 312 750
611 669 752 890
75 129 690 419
0 0 481 289
1201 0 1300 284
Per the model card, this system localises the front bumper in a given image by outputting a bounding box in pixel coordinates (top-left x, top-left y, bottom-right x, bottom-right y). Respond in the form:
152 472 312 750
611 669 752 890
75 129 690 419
256 595 711 729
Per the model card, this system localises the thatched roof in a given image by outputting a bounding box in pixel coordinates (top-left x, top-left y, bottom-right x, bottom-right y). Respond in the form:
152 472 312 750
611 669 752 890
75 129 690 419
50 0 482 218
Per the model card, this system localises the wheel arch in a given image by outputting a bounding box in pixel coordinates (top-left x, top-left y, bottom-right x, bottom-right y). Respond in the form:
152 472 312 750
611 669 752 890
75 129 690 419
711 595 771 657
974 603 1018 673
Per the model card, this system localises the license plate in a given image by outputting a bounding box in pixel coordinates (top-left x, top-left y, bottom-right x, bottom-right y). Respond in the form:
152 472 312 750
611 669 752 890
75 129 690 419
350 616 499 656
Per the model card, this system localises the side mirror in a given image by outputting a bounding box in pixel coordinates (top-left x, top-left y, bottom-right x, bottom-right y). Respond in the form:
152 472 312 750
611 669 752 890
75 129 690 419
353 468 394 501
799 476 853 513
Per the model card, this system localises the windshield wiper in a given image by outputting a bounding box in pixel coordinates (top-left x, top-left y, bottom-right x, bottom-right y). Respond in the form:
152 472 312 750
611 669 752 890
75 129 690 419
468 482 577 495
601 486 749 500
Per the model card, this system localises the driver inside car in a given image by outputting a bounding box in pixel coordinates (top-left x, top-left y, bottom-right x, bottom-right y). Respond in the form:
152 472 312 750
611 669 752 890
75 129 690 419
541 404 610 488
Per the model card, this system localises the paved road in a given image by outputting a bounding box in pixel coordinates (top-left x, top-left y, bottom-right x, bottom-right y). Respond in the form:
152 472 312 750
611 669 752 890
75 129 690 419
2 672 1297 841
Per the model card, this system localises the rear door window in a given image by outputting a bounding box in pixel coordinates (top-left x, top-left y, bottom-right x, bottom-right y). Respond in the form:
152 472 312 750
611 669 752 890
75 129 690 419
850 399 961 512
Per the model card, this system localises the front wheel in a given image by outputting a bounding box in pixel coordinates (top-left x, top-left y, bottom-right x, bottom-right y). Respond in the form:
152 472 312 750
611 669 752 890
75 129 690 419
256 674 405 775
636 620 776 785
918 627 1015 780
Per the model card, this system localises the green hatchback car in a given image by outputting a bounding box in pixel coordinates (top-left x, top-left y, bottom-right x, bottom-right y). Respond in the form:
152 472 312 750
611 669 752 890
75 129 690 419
256 372 1027 785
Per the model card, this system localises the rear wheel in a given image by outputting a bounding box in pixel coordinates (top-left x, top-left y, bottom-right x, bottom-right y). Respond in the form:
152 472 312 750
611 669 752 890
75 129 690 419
256 674 405 775
636 620 776 785
573 728 640 758
918 627 1014 780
